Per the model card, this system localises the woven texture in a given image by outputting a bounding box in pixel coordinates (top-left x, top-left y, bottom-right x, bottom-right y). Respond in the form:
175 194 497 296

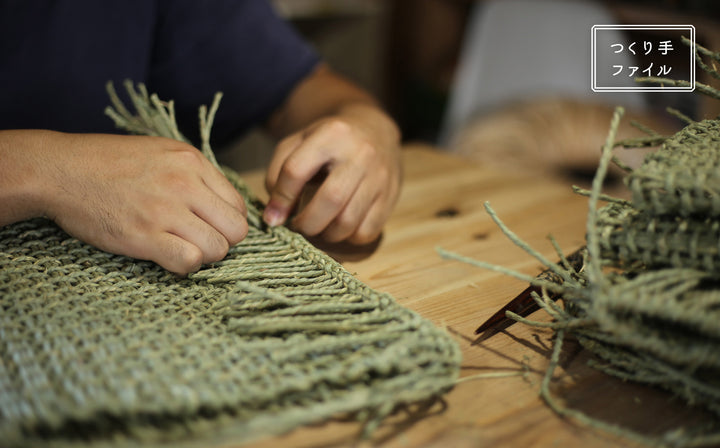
0 83 462 447
441 103 720 446
595 201 720 274
598 120 720 274
0 171 461 447
585 118 720 425
627 119 720 217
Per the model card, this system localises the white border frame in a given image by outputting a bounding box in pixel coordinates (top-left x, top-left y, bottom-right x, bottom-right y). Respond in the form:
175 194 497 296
591 24 695 92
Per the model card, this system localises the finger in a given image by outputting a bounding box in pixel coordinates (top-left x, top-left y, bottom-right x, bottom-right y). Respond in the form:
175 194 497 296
347 197 388 245
264 141 331 227
201 165 248 218
191 183 249 246
168 144 248 219
265 133 303 193
315 179 377 243
292 162 365 236
347 173 400 245
131 231 204 275
168 210 231 266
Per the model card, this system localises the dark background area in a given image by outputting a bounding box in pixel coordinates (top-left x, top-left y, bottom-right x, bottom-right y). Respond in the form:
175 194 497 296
219 0 720 170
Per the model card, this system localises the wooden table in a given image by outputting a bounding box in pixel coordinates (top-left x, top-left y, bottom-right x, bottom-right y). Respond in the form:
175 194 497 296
238 146 710 448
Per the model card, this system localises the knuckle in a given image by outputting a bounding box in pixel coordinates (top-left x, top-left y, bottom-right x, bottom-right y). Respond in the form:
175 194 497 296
227 220 249 245
280 158 306 183
324 117 352 136
350 221 381 245
321 210 359 243
323 189 346 209
374 164 390 184
357 141 377 160
207 233 230 262
161 171 193 194
273 188 296 205
175 144 203 160
228 193 246 214
176 245 203 275
334 211 357 233
124 201 165 236
173 148 207 171
276 134 299 153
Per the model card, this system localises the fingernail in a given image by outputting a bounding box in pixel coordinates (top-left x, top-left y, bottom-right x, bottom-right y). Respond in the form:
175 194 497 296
263 205 285 227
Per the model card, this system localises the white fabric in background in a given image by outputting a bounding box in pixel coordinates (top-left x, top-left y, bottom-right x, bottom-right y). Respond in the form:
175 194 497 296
440 0 646 144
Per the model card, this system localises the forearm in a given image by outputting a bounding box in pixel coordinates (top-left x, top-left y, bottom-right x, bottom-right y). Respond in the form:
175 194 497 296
265 64 400 146
0 129 54 227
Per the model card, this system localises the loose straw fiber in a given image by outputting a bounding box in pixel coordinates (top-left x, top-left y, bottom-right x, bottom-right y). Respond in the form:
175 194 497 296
0 81 461 447
439 39 720 446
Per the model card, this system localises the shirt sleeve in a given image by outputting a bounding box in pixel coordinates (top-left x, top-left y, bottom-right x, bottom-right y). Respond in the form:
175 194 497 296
149 0 321 147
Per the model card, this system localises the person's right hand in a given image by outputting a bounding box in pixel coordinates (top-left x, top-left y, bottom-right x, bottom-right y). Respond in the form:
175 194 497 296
0 130 248 275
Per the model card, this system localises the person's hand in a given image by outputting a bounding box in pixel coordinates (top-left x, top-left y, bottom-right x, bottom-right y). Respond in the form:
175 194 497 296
263 104 401 244
0 130 248 274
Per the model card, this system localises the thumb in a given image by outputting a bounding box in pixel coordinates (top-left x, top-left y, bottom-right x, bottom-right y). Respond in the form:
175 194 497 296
263 151 326 227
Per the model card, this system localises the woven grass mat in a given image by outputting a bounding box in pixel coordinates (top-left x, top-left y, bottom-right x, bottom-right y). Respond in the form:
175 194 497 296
0 168 461 447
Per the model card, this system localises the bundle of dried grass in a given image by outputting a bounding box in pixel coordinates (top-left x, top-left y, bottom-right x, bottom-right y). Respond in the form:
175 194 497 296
440 41 720 447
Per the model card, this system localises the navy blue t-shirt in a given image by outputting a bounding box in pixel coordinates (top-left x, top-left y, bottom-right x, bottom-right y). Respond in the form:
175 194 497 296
0 0 320 147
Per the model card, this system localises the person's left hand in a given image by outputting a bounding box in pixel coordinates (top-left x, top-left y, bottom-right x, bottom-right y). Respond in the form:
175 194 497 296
263 104 401 245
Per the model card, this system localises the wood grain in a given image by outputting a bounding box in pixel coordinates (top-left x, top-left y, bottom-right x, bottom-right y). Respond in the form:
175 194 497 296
235 145 712 448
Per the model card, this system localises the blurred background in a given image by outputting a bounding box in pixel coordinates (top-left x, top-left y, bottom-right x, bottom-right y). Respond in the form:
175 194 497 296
219 0 720 178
